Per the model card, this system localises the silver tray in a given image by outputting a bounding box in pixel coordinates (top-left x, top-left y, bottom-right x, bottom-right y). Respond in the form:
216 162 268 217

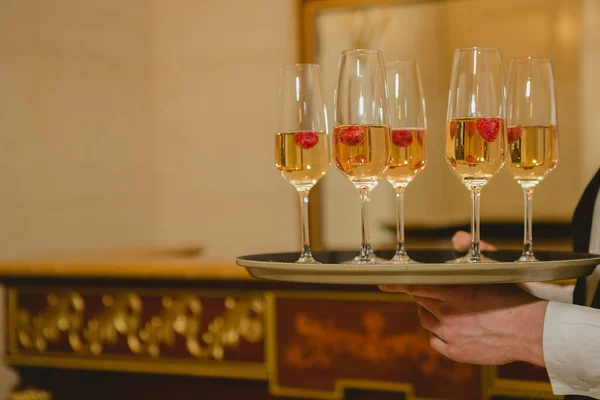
236 250 600 285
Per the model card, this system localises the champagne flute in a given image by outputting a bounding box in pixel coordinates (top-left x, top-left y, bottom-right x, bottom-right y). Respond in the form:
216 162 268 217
385 61 427 263
275 64 330 263
445 47 508 263
506 58 559 262
333 49 391 265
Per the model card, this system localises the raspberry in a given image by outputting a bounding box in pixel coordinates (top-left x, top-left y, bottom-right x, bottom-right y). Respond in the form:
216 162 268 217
507 126 522 143
391 129 413 147
295 132 319 149
476 118 500 142
465 155 476 164
449 157 457 168
466 120 476 137
449 121 457 139
354 154 368 164
338 126 365 146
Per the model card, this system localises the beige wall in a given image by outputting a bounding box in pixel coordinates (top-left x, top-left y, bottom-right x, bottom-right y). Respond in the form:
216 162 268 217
151 0 298 258
0 0 299 260
581 0 600 187
445 0 583 222
0 0 157 259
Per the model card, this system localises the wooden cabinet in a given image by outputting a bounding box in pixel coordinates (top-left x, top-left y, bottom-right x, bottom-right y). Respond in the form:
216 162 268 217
0 254 560 400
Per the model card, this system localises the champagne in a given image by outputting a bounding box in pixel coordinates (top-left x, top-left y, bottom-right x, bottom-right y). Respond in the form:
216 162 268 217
275 131 329 189
445 117 506 188
385 128 427 186
507 125 558 187
334 125 391 189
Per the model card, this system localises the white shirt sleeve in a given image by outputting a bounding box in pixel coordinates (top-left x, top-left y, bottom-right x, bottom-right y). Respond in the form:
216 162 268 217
520 282 575 303
543 301 600 398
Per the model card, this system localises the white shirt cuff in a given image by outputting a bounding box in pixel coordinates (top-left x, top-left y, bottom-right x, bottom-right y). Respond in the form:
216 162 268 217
521 282 574 303
544 301 600 398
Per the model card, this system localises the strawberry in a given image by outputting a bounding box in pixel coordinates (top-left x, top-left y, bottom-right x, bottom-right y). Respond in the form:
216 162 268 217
449 157 457 168
338 126 365 146
476 118 500 142
391 129 413 147
465 154 476 164
507 126 522 143
295 131 319 149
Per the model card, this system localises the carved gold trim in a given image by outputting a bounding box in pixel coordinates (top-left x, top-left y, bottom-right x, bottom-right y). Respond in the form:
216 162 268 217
8 288 18 354
9 389 52 400
489 379 561 399
481 365 492 400
486 366 561 400
3 354 267 380
6 287 267 381
13 290 264 360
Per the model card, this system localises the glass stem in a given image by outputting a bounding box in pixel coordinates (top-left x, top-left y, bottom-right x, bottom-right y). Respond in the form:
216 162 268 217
394 185 408 259
297 189 314 262
359 187 371 262
469 187 482 261
522 187 535 259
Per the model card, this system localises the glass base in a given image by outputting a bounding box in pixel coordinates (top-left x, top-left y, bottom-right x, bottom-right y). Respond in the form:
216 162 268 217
342 257 377 265
517 253 539 262
386 253 419 264
341 247 386 265
447 253 496 264
357 254 388 263
295 255 320 264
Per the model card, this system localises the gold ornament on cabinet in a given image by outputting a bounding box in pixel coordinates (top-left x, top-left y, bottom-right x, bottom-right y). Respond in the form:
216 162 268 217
15 292 264 360
9 389 52 400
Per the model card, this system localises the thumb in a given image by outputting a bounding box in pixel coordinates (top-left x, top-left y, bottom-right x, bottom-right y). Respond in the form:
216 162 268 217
452 230 497 251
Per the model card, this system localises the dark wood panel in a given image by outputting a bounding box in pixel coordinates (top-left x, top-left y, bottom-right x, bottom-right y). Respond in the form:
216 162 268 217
497 362 550 382
14 368 288 400
275 297 481 400
13 367 411 400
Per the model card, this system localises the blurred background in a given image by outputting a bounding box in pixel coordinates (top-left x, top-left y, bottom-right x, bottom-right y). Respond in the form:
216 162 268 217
0 0 598 258
1 1 599 399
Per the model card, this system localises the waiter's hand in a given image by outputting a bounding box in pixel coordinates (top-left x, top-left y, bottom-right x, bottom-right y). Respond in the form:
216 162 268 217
451 230 497 251
379 231 548 367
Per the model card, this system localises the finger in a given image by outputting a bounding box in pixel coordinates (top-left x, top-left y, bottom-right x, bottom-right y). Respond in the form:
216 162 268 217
413 295 444 318
378 284 408 293
451 230 497 252
451 231 471 252
480 240 497 251
417 305 443 338
387 285 457 301
430 334 451 360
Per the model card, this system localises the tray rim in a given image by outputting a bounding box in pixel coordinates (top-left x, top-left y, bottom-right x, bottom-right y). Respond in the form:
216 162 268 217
235 250 600 285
